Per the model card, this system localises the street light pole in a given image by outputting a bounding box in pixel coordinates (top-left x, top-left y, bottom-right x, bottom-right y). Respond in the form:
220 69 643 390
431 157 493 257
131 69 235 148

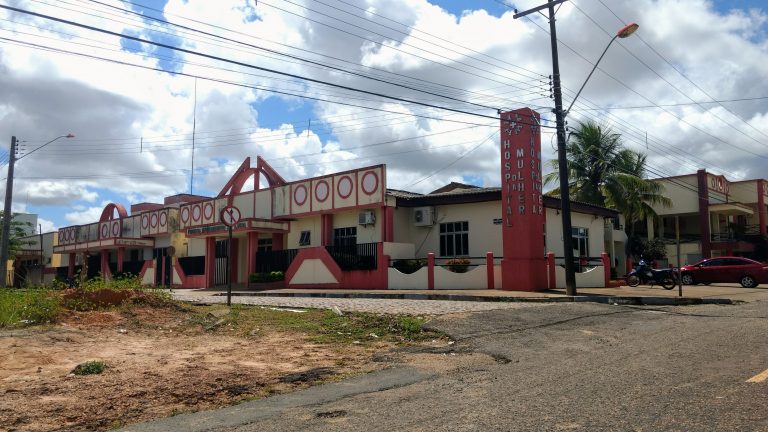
0 134 74 287
514 1 638 296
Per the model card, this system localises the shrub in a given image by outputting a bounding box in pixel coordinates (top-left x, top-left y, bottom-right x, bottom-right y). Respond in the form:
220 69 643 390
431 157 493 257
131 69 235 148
446 258 471 273
392 259 427 274
249 271 284 283
72 360 107 375
0 288 61 327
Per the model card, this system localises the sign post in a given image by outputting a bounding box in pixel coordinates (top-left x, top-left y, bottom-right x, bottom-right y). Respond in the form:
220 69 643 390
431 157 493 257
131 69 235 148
220 205 241 306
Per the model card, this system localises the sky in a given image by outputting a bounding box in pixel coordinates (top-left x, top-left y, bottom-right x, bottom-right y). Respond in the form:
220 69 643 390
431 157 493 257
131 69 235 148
0 0 767 232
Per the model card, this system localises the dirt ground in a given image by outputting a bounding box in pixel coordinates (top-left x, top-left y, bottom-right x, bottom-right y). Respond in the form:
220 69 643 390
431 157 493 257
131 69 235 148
0 306 409 431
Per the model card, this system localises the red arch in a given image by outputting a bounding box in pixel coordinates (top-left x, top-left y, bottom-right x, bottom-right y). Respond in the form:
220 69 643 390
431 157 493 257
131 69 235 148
217 156 287 197
99 203 128 222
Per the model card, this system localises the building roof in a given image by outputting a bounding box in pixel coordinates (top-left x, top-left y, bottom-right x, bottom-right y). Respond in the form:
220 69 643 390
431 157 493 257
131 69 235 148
387 186 619 218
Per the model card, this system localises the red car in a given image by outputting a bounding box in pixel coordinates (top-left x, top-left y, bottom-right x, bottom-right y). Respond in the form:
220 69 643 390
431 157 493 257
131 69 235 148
680 257 768 288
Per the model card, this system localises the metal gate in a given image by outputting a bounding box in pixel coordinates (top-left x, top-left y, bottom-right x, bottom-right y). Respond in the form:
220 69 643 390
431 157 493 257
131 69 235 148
215 239 229 286
154 248 171 287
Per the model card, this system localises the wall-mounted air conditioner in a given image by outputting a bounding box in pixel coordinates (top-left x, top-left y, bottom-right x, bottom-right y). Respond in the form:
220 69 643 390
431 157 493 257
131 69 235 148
358 210 376 225
413 207 435 226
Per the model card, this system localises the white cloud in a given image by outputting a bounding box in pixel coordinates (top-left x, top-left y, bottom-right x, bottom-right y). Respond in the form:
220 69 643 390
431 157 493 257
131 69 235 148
0 0 765 230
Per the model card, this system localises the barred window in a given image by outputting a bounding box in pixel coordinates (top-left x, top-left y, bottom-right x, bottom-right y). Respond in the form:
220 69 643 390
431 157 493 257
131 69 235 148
333 227 357 248
439 221 469 257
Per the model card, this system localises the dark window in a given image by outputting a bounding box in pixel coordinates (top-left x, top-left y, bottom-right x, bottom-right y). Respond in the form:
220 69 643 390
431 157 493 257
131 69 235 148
333 227 357 248
701 259 725 267
439 221 469 257
299 231 311 246
257 238 273 252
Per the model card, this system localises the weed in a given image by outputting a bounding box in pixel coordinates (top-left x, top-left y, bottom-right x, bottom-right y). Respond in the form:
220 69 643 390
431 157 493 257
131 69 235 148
0 288 61 327
72 360 107 375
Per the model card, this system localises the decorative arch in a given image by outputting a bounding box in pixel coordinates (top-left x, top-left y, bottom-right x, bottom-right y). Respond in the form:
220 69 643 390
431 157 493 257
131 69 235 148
217 156 287 197
99 203 128 222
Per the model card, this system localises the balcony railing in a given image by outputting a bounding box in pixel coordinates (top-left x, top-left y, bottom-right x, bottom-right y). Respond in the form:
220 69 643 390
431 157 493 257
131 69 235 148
711 224 763 242
326 243 378 271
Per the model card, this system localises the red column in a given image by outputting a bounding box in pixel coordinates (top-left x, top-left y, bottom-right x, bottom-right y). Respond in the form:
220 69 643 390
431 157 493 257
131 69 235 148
68 253 75 278
231 238 239 284
427 253 435 290
116 247 124 273
758 180 767 236
204 237 216 288
380 206 394 243
271 233 284 251
486 252 495 290
601 252 610 287
247 232 258 280
321 214 333 246
546 252 555 290
100 250 109 279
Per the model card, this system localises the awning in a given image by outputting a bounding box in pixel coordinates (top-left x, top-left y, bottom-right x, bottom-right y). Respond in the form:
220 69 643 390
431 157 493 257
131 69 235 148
709 203 754 216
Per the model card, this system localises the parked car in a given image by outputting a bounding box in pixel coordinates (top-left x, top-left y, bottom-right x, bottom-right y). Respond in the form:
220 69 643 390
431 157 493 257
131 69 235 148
679 257 768 288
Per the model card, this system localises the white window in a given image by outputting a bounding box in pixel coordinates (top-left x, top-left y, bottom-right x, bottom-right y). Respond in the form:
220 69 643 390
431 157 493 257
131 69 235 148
572 227 589 257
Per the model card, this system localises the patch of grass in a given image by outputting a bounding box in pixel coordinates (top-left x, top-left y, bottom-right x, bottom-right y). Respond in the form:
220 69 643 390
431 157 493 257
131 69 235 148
0 288 61 328
188 305 440 345
72 360 107 375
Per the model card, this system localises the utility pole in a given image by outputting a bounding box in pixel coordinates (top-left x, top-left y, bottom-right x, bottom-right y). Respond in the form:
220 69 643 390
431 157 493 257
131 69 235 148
0 136 17 287
39 223 44 285
514 0 577 295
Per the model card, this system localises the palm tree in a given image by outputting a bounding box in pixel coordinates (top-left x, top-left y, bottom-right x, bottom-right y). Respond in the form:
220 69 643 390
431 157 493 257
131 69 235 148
544 121 671 235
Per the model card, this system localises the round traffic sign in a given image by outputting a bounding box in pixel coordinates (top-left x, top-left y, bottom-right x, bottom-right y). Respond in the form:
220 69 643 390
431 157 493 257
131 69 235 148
220 205 241 227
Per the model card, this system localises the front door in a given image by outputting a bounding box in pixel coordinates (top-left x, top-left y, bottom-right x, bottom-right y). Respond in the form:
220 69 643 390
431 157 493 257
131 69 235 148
154 248 171 287
215 239 229 286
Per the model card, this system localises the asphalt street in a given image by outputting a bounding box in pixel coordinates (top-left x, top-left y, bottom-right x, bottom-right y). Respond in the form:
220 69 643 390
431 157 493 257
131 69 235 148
124 300 768 432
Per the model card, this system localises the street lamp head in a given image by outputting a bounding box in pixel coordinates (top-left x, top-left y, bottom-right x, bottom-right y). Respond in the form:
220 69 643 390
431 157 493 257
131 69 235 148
616 23 639 39
65 134 75 138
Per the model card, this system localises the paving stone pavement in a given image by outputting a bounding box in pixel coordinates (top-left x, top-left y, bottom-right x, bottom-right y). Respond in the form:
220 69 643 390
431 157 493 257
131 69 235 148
172 293 553 315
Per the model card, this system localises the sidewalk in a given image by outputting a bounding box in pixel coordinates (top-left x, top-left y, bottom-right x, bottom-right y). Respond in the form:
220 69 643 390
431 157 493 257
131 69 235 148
170 283 768 306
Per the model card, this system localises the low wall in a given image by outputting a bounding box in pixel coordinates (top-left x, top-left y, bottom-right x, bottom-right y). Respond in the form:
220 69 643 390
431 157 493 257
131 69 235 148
434 265 487 290
388 267 428 290
554 265 604 288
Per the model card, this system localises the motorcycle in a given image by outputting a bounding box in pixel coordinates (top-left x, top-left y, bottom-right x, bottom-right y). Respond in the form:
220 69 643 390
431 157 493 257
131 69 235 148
626 260 678 290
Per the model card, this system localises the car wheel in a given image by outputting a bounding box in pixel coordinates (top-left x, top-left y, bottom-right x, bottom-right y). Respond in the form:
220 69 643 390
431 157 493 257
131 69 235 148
740 275 758 288
681 273 695 285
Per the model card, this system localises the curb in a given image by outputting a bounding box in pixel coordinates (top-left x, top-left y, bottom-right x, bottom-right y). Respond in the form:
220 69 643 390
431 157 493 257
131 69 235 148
208 291 733 306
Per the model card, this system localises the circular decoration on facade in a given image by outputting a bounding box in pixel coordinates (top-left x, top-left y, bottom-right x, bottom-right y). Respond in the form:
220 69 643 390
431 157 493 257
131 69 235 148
294 184 308 206
159 211 167 227
192 205 202 222
68 229 74 242
141 214 149 229
181 207 190 224
315 180 329 202
203 203 214 220
337 175 353 199
111 221 120 237
361 171 379 195
150 213 158 228
101 224 108 239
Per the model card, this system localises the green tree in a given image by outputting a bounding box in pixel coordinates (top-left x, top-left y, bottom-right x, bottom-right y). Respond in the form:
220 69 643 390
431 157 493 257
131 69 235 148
0 212 35 259
544 121 671 236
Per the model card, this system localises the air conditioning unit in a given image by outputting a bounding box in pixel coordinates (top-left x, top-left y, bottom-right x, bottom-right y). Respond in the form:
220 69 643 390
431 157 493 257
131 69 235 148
413 207 435 226
358 210 376 225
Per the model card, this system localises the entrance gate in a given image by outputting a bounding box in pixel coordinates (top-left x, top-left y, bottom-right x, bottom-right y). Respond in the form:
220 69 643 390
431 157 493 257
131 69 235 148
215 239 229 286
154 247 171 287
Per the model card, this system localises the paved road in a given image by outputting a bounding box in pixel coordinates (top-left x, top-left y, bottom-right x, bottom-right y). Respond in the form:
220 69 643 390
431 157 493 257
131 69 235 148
125 300 768 432
173 292 556 315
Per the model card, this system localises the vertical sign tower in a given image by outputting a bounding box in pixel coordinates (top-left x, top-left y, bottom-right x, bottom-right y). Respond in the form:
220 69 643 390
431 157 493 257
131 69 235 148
500 109 547 291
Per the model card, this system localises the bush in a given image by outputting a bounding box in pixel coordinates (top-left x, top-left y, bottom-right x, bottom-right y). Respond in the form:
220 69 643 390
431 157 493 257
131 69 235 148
72 360 107 375
0 288 61 327
249 271 284 283
446 258 471 273
392 259 427 274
